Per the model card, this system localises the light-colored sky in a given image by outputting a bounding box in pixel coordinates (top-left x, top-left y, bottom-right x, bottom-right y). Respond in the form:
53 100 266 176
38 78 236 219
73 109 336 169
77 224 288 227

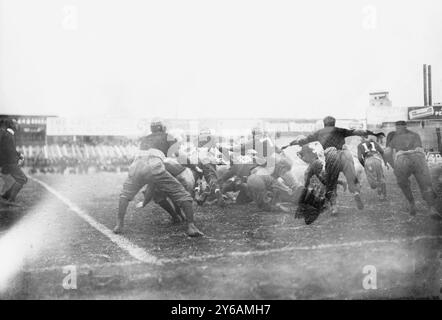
1 0 441 119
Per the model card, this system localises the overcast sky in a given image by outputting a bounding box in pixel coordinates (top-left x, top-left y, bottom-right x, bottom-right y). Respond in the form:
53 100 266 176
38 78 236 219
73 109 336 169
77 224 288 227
1 0 442 119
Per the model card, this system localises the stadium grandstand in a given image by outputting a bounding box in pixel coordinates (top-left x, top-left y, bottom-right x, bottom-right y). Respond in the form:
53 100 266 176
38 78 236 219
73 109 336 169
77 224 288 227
2 114 369 174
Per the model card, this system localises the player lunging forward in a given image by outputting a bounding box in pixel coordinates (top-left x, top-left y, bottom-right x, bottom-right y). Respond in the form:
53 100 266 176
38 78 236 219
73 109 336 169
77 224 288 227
282 116 384 215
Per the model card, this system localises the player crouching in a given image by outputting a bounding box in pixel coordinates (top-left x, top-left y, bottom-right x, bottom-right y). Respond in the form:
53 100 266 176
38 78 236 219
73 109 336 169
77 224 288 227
246 153 294 212
138 157 197 224
114 120 203 237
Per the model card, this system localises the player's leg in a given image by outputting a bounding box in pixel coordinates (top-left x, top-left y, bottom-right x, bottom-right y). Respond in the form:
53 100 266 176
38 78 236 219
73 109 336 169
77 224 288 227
114 176 145 233
364 159 378 190
297 186 326 224
394 156 416 215
1 164 27 203
375 157 387 200
324 148 342 214
153 168 203 237
430 166 442 219
172 168 194 220
159 199 183 223
202 163 225 207
141 183 154 207
412 153 437 208
114 159 148 233
380 180 387 200
340 149 363 210
384 147 395 168
375 161 387 200
171 201 186 221
151 188 183 224
366 156 386 200
1 174 15 200
324 175 339 215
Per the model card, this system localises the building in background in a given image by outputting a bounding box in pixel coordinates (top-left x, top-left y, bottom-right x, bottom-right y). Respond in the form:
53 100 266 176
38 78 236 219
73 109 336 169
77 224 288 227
369 91 392 107
366 99 441 152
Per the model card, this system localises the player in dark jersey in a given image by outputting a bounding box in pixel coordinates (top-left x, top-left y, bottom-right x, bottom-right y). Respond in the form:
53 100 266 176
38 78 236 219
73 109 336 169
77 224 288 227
0 117 27 205
357 137 388 200
282 116 384 214
386 121 437 216
115 119 203 237
296 144 347 223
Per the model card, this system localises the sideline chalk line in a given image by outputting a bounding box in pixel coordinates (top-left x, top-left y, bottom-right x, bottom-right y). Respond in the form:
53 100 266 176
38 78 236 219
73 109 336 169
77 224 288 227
30 176 160 265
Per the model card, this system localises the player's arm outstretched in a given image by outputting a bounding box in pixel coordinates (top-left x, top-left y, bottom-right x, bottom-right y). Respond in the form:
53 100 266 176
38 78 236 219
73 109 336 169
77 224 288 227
281 132 318 150
347 129 385 139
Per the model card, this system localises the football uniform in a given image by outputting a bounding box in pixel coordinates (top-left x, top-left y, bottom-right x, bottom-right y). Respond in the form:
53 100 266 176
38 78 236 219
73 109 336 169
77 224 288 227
387 128 436 209
120 132 192 205
357 140 386 196
0 127 27 202
288 126 380 210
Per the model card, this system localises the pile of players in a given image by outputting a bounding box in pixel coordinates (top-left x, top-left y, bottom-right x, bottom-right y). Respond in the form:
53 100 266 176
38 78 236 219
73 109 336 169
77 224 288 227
113 117 442 237
1 115 441 233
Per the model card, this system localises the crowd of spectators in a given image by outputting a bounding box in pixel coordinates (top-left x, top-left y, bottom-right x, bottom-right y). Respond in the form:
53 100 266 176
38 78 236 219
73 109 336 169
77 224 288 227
20 143 137 174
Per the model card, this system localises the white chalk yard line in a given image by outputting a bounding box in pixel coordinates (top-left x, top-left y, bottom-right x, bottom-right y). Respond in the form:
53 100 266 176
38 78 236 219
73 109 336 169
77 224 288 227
161 234 442 264
30 176 161 265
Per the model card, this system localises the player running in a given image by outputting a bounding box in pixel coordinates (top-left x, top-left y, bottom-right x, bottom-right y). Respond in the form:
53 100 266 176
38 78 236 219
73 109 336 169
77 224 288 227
295 143 347 223
385 121 438 217
282 116 385 215
357 136 389 201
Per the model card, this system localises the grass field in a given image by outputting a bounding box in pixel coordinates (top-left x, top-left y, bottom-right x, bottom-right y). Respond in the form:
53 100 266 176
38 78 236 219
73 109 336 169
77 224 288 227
0 168 441 299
